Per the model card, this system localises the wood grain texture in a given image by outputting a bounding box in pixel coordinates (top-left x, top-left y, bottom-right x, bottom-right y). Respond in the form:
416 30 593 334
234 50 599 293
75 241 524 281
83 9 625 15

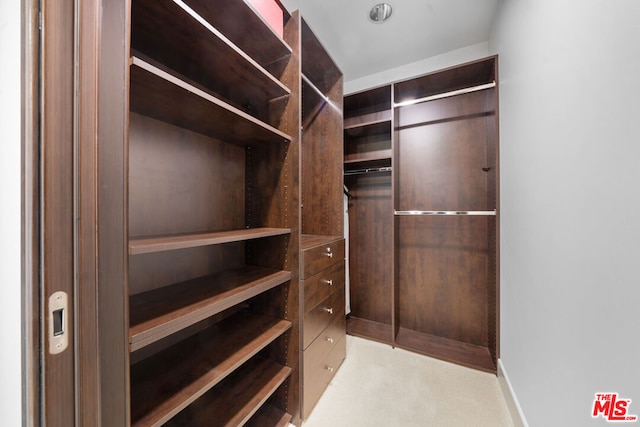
302 279 345 349
346 316 393 345
300 237 344 279
183 0 292 68
97 0 130 423
129 228 291 254
128 112 245 238
303 260 345 312
344 120 392 166
131 0 289 125
344 85 391 120
130 58 290 146
22 1 40 425
130 311 291 426
300 18 341 95
164 357 292 427
129 267 292 350
302 334 346 419
394 57 495 104
41 0 76 423
344 173 393 325
245 404 292 427
395 327 495 373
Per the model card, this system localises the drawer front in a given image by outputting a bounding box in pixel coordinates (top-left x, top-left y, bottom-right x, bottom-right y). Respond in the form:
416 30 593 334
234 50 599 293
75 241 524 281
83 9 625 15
302 333 346 419
303 260 345 312
301 238 345 279
303 284 345 349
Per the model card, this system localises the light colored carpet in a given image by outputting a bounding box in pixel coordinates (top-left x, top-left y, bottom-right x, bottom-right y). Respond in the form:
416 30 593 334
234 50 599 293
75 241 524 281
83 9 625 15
302 335 514 427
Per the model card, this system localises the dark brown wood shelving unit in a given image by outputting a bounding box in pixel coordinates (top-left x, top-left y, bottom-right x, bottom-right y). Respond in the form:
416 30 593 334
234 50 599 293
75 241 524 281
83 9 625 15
129 267 292 351
164 357 292 427
125 1 301 425
131 0 290 122
130 311 291 427
344 57 499 374
130 58 291 147
129 227 291 255
299 17 346 420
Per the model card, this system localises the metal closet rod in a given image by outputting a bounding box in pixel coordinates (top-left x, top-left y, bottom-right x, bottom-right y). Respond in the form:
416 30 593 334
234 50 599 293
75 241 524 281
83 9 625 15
344 166 392 176
393 82 496 108
394 210 496 216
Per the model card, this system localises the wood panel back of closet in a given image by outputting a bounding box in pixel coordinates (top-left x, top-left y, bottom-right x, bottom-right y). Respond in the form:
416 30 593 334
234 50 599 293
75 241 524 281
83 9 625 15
345 174 393 327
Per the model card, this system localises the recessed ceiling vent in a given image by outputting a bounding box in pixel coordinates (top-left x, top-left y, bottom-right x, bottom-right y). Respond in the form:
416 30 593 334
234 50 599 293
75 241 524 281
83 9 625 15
369 3 393 23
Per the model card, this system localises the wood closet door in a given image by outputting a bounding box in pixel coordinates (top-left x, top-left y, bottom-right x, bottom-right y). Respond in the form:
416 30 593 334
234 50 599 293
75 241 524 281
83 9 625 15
396 90 494 346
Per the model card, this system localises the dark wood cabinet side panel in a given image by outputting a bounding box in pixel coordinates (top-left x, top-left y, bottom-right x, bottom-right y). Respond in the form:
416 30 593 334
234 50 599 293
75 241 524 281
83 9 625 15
97 0 129 423
41 0 76 423
345 174 393 325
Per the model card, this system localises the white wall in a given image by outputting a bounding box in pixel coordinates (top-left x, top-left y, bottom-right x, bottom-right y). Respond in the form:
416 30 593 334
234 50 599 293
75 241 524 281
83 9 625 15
345 42 490 94
0 0 23 425
490 1 640 426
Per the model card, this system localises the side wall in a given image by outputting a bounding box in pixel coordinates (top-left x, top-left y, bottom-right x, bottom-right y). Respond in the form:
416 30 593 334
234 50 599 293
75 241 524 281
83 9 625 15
490 1 640 425
0 0 24 425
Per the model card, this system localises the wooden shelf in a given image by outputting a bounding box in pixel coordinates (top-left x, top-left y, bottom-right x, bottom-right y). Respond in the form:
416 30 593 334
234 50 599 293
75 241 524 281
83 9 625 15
344 150 392 165
130 310 291 427
183 0 292 67
130 57 291 147
164 356 292 427
129 267 292 351
244 403 292 427
129 227 291 255
344 118 391 135
344 85 392 120
394 58 495 104
131 0 289 118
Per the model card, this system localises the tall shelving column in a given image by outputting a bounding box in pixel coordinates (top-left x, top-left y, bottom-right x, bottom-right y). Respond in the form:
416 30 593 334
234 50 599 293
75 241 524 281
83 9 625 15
298 16 346 421
127 0 301 425
342 85 394 344
392 56 499 372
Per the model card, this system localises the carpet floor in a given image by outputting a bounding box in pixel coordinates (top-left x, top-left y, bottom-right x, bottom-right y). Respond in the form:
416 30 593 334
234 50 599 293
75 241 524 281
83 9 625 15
301 335 514 427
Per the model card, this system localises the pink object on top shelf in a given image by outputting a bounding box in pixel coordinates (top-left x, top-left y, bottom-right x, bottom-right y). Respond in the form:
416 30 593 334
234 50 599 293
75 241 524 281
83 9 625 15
246 0 284 38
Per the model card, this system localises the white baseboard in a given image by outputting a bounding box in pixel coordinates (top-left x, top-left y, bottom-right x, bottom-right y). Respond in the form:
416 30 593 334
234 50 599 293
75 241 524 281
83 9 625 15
498 359 529 427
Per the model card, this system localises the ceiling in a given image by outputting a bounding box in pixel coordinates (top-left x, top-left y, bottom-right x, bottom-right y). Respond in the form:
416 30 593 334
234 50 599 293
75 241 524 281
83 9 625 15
279 0 500 82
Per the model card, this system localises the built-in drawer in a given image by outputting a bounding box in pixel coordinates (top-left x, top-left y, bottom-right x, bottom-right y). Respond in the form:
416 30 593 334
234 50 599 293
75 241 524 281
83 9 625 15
303 260 345 312
301 238 345 279
302 333 346 419
303 284 344 349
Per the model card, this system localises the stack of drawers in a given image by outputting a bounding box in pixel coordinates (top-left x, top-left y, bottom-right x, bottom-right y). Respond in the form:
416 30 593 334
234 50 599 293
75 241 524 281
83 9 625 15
300 235 346 419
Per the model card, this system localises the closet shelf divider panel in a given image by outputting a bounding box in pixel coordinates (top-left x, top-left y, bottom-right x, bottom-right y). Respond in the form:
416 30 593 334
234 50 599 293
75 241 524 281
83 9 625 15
129 267 292 351
129 227 291 255
129 57 291 146
130 310 291 427
131 0 290 115
164 357 292 427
